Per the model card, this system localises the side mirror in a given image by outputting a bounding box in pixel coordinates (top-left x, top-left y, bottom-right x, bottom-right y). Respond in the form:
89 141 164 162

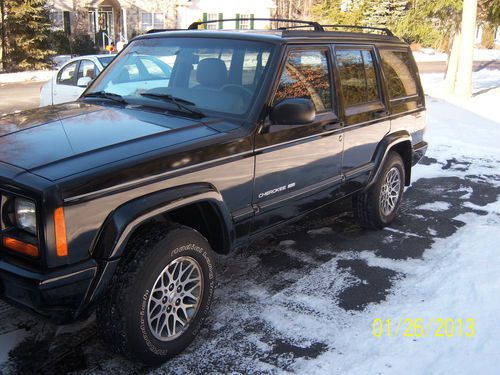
269 98 316 125
77 76 92 88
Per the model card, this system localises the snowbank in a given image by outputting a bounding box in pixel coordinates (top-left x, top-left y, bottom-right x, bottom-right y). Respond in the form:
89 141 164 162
0 70 54 84
413 48 500 62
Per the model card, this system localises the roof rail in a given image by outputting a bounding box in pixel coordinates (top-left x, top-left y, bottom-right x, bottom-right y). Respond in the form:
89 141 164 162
188 18 324 31
322 24 394 36
146 29 181 34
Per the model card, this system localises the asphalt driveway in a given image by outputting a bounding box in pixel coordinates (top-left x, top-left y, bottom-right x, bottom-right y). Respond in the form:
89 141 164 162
1 153 499 374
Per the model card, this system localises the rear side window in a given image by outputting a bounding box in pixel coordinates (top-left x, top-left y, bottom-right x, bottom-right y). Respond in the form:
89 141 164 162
379 50 418 99
273 49 332 113
336 49 380 106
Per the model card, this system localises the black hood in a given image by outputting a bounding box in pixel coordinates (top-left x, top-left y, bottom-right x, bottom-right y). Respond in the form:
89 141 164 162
0 102 222 180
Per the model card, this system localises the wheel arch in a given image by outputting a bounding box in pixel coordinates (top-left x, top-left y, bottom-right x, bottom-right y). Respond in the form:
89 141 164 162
367 131 413 190
91 183 234 261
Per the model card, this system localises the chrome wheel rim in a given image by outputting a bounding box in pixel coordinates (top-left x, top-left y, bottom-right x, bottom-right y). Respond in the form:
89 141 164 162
379 167 401 216
147 256 204 341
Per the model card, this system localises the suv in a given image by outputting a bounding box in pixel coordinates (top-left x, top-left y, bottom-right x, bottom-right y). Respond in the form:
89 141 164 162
0 19 427 364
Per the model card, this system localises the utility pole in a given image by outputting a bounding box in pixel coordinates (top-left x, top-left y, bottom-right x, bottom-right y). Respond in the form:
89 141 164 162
446 0 478 97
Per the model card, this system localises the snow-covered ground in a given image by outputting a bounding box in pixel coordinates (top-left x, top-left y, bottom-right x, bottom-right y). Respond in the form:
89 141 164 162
0 70 499 374
413 47 500 62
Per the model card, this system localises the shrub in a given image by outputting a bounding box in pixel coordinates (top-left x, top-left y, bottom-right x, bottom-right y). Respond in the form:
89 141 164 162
49 30 72 55
71 33 98 55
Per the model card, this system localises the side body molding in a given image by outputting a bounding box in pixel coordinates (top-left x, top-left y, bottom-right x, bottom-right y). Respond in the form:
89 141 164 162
365 130 412 190
91 183 233 260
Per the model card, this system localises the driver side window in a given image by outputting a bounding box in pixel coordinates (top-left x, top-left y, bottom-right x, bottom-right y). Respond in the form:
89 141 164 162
273 49 332 113
57 61 78 86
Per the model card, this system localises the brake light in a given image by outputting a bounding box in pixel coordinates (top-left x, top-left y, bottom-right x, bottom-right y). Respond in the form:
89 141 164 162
54 207 68 257
3 236 39 257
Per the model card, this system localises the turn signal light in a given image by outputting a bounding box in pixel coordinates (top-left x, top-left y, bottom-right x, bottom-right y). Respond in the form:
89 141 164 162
54 207 68 257
3 236 39 257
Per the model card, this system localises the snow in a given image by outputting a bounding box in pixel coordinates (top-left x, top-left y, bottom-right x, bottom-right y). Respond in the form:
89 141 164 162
307 227 333 235
0 70 54 84
415 201 452 211
0 330 27 364
413 48 500 62
0 68 500 373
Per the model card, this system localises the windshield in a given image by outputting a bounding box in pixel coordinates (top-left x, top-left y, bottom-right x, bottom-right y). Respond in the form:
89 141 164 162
87 37 274 116
98 56 115 67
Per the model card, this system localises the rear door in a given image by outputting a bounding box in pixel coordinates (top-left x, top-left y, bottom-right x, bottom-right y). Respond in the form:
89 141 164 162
333 45 391 191
252 46 344 232
378 47 426 145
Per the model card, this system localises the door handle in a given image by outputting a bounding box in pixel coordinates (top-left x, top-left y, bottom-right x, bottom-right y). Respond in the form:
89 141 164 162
323 121 343 131
372 110 389 119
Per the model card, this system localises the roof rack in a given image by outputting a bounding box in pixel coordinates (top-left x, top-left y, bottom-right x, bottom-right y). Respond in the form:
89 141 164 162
188 18 324 31
146 29 181 34
322 24 394 36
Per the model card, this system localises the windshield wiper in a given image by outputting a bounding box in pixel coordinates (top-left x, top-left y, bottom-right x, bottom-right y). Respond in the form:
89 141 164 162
140 93 205 118
82 91 127 104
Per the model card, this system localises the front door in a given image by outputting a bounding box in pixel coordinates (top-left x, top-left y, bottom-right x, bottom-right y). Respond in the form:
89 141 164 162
252 46 344 232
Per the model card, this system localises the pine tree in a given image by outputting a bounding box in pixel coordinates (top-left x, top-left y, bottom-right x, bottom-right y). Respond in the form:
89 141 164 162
5 0 52 71
363 0 408 27
312 0 367 26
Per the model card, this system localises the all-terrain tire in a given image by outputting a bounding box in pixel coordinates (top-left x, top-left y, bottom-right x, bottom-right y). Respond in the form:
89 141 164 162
96 223 216 365
353 151 405 229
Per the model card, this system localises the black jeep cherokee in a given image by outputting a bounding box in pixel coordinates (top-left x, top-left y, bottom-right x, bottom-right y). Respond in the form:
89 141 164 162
0 20 427 364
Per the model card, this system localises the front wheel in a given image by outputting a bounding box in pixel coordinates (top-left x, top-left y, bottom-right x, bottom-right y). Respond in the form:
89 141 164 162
96 224 216 365
353 151 405 229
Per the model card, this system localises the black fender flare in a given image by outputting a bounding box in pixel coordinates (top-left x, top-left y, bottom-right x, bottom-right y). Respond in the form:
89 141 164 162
91 183 233 260
365 130 412 190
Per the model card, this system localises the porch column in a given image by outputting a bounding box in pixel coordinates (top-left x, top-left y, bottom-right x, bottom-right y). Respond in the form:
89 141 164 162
122 7 128 41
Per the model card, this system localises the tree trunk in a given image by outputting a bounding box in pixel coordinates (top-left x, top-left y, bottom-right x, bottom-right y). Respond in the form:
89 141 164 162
444 31 461 94
454 0 478 97
0 0 6 71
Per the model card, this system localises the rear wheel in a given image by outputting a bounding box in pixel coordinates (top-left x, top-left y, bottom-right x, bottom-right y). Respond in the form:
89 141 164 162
353 151 405 229
96 224 216 365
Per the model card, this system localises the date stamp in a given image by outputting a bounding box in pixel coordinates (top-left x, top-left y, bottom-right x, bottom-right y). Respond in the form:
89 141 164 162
372 318 475 338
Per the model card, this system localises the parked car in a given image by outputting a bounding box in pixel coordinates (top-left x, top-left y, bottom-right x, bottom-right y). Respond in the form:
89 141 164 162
40 54 116 106
0 19 427 365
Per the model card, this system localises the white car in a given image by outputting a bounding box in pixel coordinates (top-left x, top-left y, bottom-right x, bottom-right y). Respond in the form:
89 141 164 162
40 55 116 106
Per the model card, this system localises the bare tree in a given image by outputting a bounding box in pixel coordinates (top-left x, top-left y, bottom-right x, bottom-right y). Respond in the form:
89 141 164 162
274 0 316 22
0 0 6 71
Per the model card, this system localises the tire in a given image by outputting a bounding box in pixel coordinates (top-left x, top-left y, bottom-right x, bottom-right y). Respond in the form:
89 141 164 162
353 151 405 229
96 223 216 365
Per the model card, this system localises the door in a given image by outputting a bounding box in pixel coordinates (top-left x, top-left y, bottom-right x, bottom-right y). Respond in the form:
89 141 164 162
334 46 391 192
252 46 344 232
378 47 425 144
53 61 85 104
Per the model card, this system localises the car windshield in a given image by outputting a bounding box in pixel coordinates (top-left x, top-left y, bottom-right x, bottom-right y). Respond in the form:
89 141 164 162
87 37 274 116
98 56 115 67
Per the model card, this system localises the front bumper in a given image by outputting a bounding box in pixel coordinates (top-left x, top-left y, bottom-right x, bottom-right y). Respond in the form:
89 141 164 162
412 141 428 166
0 257 97 324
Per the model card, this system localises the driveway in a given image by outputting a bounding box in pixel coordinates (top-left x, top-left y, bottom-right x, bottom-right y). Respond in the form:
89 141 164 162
0 153 499 374
0 81 43 115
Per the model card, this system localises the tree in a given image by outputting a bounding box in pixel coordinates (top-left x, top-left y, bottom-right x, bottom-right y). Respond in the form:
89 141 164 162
363 0 408 28
0 0 6 70
312 0 367 26
3 0 52 71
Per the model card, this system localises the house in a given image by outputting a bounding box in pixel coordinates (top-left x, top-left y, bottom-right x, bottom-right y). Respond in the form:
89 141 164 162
48 0 276 50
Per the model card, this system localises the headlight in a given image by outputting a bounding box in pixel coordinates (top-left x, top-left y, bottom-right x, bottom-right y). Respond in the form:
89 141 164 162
15 198 37 235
